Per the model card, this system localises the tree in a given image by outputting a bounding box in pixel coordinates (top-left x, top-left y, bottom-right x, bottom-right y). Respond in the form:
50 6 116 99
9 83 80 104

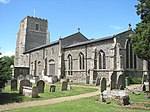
130 0 150 94
0 56 14 83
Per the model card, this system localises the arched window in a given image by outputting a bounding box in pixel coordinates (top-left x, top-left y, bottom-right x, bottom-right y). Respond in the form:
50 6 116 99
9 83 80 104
99 50 106 69
94 49 97 69
49 59 55 76
68 54 73 75
38 61 42 76
31 62 34 75
130 43 133 68
79 52 84 70
34 60 37 76
44 57 47 76
35 24 39 31
126 41 129 68
126 40 137 69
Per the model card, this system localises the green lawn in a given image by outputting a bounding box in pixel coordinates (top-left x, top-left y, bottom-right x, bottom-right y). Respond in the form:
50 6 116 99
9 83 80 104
0 83 97 105
1 84 150 112
5 93 150 112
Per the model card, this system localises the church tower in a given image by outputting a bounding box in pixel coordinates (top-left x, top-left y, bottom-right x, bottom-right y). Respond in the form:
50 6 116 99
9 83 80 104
14 16 49 77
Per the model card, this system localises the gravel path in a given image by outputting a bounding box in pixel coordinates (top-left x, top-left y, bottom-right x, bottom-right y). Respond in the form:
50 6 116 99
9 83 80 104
0 90 99 111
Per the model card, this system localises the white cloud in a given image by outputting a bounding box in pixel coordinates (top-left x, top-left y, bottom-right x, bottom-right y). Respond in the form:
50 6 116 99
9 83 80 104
0 0 10 4
109 25 123 30
0 51 15 57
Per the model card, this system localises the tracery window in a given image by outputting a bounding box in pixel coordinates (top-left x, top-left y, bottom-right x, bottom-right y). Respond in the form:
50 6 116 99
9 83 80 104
99 50 106 69
68 54 73 75
79 52 84 70
126 40 137 69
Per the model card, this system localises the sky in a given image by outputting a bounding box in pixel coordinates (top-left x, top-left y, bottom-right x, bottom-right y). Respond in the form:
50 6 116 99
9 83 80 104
0 0 140 57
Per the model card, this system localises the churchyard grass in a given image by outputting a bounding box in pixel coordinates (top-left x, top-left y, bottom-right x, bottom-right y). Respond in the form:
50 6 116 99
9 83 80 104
5 93 150 112
0 83 97 104
129 91 150 102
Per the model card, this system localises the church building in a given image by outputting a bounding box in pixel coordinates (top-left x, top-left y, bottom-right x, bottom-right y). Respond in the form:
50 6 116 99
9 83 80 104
14 16 149 85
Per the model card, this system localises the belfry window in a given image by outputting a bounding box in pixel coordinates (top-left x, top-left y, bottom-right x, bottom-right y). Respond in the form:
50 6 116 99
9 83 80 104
35 24 39 31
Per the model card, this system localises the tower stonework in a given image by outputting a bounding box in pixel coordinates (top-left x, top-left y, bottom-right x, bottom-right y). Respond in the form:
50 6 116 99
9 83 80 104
25 16 49 51
14 16 49 78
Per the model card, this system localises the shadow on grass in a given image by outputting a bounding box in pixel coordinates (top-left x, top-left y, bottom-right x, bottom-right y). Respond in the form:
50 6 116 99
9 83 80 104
0 92 24 105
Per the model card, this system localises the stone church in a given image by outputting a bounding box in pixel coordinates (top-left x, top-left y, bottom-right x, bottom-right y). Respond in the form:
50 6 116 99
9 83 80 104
14 16 149 85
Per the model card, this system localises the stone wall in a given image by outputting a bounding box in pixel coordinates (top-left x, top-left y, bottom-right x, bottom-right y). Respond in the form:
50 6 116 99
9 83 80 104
25 16 49 51
29 43 59 81
14 67 29 78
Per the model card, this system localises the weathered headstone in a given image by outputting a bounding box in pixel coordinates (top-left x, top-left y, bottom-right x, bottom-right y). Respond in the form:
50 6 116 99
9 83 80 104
32 86 38 98
22 86 38 98
67 85 72 90
95 77 100 86
100 77 107 93
119 96 130 106
110 72 117 90
11 79 17 91
61 81 68 91
86 76 90 84
119 85 124 90
141 84 146 91
0 81 5 92
17 75 24 83
52 76 58 83
49 85 56 92
37 80 45 93
33 76 40 84
19 79 32 94
117 74 125 89
26 75 30 80
142 74 147 84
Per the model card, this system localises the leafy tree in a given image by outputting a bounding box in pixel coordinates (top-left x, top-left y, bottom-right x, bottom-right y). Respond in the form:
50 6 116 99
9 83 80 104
130 0 150 93
0 56 14 83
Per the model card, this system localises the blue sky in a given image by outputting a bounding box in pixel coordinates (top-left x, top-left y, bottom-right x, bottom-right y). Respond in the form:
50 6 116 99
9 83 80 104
0 0 140 56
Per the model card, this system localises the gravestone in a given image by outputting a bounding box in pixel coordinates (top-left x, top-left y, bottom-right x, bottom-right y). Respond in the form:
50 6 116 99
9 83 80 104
11 79 17 91
30 76 40 84
61 81 68 91
95 77 100 86
37 80 45 93
119 85 124 90
22 86 38 98
86 76 90 84
142 74 147 84
141 84 146 91
17 75 24 83
110 72 117 90
67 85 72 90
26 75 31 80
119 96 130 106
19 79 32 94
0 81 5 92
52 76 58 83
117 74 125 89
100 77 107 93
32 86 39 98
49 85 56 92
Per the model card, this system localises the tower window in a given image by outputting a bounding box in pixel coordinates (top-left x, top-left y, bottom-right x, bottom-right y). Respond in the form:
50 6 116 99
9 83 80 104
35 24 39 31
